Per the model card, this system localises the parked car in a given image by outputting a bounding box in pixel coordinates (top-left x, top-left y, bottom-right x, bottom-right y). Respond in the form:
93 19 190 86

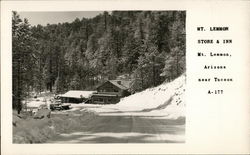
50 100 71 111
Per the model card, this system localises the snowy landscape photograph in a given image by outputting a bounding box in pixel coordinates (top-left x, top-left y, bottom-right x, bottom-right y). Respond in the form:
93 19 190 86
12 11 186 143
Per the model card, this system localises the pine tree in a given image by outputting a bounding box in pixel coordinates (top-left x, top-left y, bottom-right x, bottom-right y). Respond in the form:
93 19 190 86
12 12 35 113
161 11 186 80
69 73 81 90
19 11 186 96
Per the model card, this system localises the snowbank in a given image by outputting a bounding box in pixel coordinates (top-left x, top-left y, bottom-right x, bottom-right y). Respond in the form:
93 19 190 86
118 74 185 112
88 74 186 119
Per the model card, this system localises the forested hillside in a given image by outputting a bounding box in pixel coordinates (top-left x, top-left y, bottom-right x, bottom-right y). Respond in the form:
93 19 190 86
12 11 185 111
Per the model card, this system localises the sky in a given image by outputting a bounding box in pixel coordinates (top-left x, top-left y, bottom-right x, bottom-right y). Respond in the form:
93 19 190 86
19 11 104 26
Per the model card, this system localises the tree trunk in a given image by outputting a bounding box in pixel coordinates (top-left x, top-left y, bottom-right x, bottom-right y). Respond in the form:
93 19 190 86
49 50 53 92
86 22 89 41
152 57 156 86
104 12 107 31
39 55 42 93
140 69 144 89
17 58 22 114
176 52 179 77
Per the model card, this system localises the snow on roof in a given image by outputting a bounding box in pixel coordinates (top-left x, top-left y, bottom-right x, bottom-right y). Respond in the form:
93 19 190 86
109 80 132 90
92 93 117 97
60 90 96 99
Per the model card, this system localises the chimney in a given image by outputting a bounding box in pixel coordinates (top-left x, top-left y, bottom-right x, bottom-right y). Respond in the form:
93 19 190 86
117 81 121 85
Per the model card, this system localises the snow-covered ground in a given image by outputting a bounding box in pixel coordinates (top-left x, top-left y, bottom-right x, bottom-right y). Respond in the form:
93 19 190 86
24 74 185 120
24 75 186 143
25 98 50 108
84 74 186 119
24 92 55 113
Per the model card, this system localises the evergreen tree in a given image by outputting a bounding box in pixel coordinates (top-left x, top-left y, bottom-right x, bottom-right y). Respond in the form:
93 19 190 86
69 73 81 90
13 11 186 101
12 12 35 113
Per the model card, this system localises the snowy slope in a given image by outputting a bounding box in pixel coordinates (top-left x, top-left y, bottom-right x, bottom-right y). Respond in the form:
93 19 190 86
119 74 185 108
116 74 186 118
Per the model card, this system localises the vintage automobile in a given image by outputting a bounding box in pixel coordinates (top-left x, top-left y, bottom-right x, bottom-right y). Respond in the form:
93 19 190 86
50 99 71 111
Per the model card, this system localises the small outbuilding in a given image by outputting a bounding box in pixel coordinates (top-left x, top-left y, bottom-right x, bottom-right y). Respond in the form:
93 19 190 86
60 90 96 103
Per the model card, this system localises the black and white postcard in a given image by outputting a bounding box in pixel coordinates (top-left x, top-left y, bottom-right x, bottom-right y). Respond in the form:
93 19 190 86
1 0 250 154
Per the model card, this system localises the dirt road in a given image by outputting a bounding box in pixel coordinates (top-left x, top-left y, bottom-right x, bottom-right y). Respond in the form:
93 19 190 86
47 106 185 143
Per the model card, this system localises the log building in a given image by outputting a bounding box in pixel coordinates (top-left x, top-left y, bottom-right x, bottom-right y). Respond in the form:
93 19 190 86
91 80 132 104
